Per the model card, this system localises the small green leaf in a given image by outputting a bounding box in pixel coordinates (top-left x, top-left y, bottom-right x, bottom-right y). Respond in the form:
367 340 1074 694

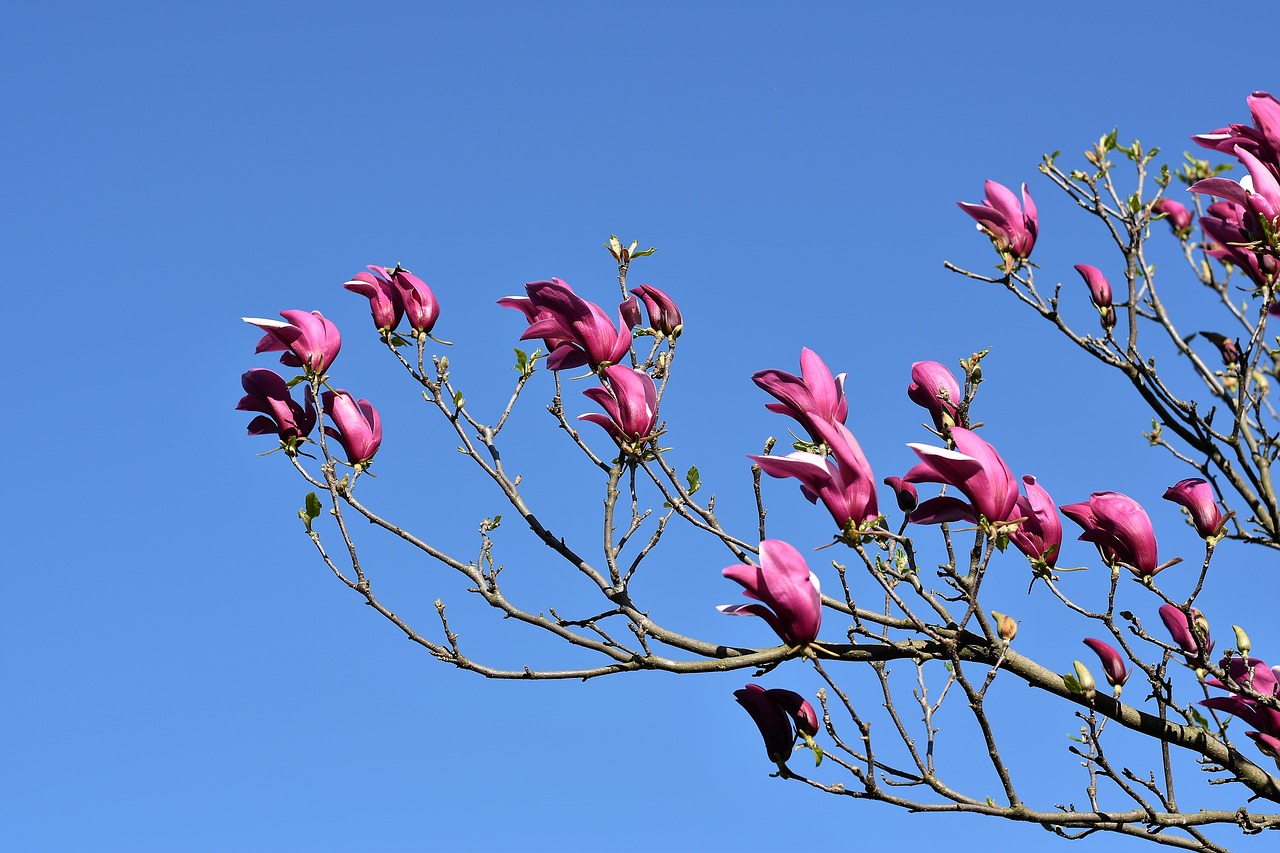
1063 673 1082 694
631 246 657 258
390 334 410 348
286 374 308 389
514 347 529 373
305 492 323 519
1190 707 1210 731
453 390 465 407
812 744 824 767
686 465 701 495
491 514 502 529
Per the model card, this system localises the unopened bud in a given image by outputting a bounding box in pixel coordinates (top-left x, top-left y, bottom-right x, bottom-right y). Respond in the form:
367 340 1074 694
1233 625 1252 657
992 611 1017 643
1073 660 1097 702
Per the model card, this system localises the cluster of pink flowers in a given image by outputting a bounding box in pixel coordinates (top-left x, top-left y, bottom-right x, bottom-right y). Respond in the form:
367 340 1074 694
499 278 679 451
1202 656 1280 764
1189 91 1280 290
237 265 433 467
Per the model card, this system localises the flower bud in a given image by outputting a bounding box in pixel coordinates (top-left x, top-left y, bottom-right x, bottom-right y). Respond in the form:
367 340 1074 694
1233 625 1252 657
992 611 1017 643
1073 660 1097 702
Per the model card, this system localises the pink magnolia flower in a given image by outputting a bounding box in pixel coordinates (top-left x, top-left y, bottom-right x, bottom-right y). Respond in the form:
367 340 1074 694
391 267 441 336
344 266 405 333
1202 657 1280 759
1060 491 1160 577
236 368 316 447
1153 198 1193 235
1190 145 1280 249
1193 91 1280 180
321 390 382 466
1074 264 1117 330
907 361 961 432
630 284 683 338
903 427 1020 526
958 180 1039 261
1198 200 1277 289
1008 474 1062 568
1158 604 1212 657
718 539 822 647
751 420 879 534
244 310 342 376
1162 478 1225 539
499 278 637 372
733 684 818 763
752 348 848 442
579 365 658 444
1082 638 1129 689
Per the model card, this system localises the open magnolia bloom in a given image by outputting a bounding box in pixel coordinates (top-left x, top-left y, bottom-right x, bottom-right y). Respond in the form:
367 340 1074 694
1061 491 1160 577
752 347 848 443
958 179 1038 261
718 540 822 648
244 310 342 377
500 277 638 372
903 427 1019 527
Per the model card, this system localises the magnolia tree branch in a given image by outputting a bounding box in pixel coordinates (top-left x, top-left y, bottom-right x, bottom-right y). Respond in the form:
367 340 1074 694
238 93 1280 850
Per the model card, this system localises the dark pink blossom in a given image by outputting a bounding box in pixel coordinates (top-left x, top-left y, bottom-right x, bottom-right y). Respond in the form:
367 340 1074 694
1159 604 1213 657
499 278 637 372
1061 491 1160 577
903 427 1020 526
752 420 879 534
344 266 405 333
630 284 683 338
1193 91 1280 180
907 361 961 432
752 348 848 442
958 180 1038 261
718 540 822 647
236 368 316 448
1198 331 1241 365
579 365 658 445
1153 198 1193 235
391 267 441 336
244 310 342 376
1162 478 1225 539
321 390 382 466
1074 264 1117 329
1008 474 1062 568
883 476 918 513
1199 200 1277 288
1083 638 1129 689
733 684 818 764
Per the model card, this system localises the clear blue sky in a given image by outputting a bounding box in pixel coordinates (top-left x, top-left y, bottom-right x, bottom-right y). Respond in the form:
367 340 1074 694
4 2 1274 851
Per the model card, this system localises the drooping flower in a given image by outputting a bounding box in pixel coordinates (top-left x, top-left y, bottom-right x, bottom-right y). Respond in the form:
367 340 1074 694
630 284 683 338
244 310 342 376
499 278 637 372
718 539 822 647
1152 198 1193 235
1159 604 1213 657
752 348 848 442
907 361 962 432
903 427 1020 526
1082 638 1129 689
344 266 405 333
579 365 658 445
958 180 1039 261
883 476 918 513
1198 331 1241 365
321 390 382 466
1074 264 1117 330
751 419 879 535
236 368 316 448
391 267 441 336
733 684 819 764
1162 478 1225 539
1060 491 1160 577
1008 474 1062 568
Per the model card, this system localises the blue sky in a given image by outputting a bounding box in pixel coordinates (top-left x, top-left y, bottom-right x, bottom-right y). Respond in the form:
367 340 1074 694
4 2 1275 851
